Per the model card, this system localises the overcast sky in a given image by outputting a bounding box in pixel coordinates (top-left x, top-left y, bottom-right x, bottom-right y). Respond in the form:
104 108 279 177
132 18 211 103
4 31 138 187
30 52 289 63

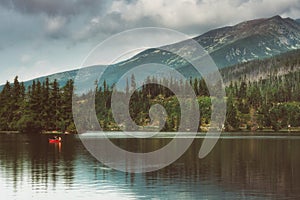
0 0 299 84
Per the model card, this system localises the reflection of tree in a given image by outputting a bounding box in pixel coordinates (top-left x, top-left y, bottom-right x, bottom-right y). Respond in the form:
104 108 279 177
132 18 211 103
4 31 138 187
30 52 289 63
143 138 300 198
1 134 299 198
0 134 76 192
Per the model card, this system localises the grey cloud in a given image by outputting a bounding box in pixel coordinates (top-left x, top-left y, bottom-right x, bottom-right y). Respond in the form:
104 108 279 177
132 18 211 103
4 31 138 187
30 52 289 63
54 0 300 44
44 16 69 39
98 13 160 34
3 0 299 44
1 0 300 85
108 0 300 35
72 12 165 43
0 6 44 50
0 0 110 17
0 0 114 42
70 12 125 41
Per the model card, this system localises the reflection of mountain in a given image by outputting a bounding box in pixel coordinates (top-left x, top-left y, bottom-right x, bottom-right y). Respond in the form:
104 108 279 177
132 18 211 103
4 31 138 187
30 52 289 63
2 16 300 90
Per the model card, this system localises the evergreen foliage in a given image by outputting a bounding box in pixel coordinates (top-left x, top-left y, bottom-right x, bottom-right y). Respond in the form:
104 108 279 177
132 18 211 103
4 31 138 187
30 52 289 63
1 50 300 133
0 77 75 133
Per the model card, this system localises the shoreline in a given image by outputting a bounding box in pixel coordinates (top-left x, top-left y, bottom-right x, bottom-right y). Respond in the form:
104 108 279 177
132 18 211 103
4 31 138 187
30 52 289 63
0 131 20 134
1 129 300 135
0 131 73 134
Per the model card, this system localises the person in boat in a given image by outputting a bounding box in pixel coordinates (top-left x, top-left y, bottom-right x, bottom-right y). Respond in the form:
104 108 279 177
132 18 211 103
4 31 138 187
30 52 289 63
52 136 61 140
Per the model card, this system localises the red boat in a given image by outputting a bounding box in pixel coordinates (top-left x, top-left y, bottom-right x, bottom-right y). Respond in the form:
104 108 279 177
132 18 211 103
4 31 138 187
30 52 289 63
49 137 62 143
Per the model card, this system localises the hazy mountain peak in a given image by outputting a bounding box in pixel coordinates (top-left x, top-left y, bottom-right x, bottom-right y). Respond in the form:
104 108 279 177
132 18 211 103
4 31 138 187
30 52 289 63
269 15 282 20
194 15 300 67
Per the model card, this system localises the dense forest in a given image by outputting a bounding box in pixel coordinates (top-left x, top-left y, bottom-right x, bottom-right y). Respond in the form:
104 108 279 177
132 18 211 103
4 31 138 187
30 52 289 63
89 69 300 132
221 49 300 83
1 50 300 133
0 77 75 133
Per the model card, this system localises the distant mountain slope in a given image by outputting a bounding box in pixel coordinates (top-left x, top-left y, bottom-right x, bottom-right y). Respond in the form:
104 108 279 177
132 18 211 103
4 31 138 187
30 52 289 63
2 15 300 90
296 19 300 24
94 15 300 86
117 15 300 71
196 15 300 66
0 65 104 91
221 49 300 84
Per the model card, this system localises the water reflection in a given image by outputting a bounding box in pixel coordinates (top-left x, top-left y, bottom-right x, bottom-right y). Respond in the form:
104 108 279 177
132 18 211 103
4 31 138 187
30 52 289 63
0 134 299 199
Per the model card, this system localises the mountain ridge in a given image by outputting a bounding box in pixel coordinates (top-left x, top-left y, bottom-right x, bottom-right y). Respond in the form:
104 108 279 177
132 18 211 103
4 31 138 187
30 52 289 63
2 15 300 90
90 15 300 87
195 15 300 66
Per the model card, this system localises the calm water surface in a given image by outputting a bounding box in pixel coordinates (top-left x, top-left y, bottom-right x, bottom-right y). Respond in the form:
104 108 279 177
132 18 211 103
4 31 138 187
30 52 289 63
0 133 299 199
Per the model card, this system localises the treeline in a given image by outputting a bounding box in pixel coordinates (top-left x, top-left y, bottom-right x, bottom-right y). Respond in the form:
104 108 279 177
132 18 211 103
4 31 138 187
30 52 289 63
0 77 75 133
93 70 300 132
92 75 212 132
225 70 300 131
2 71 300 133
2 50 300 133
91 49 300 132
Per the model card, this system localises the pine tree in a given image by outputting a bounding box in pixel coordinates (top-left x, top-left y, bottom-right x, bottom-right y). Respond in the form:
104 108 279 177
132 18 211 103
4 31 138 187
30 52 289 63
0 81 12 130
49 79 61 130
61 79 74 132
225 94 239 131
131 74 136 92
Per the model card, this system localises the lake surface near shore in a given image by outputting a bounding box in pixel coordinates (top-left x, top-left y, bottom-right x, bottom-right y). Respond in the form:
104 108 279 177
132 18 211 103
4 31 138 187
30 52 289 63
0 132 299 199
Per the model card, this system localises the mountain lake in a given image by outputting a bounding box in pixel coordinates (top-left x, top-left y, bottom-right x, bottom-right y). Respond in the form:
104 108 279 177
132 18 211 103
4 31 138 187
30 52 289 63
0 132 299 199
